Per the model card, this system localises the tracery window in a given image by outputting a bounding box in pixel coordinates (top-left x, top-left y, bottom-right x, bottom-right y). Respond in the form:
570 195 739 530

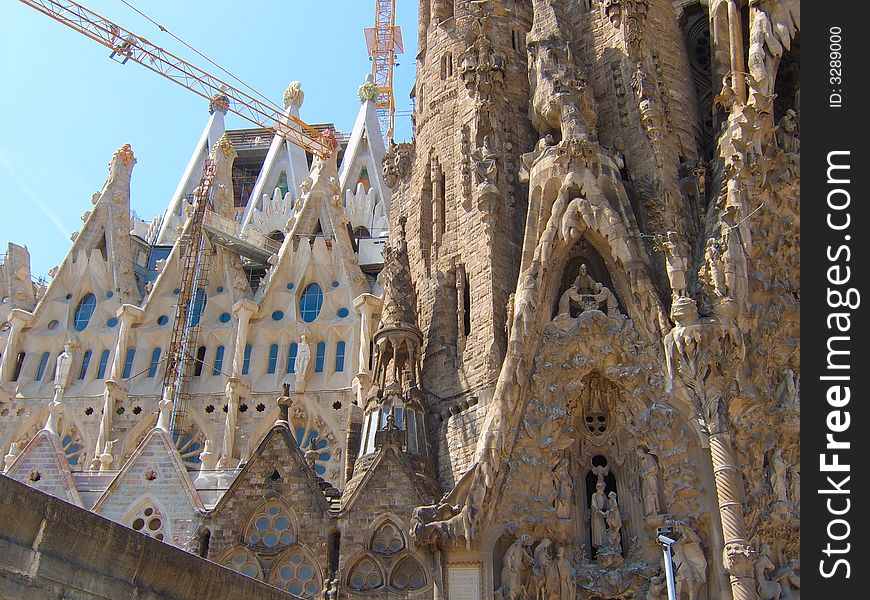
371 520 405 556
244 500 297 550
221 546 261 579
347 556 384 592
129 503 166 541
390 556 426 591
268 547 322 598
97 349 110 379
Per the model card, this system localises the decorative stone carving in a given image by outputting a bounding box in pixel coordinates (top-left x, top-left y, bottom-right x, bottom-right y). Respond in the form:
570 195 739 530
382 142 413 189
637 446 660 516
672 524 707 600
294 334 312 392
499 535 532 600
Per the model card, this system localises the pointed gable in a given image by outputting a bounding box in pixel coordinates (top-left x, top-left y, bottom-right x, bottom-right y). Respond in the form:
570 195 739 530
92 428 204 549
5 429 83 507
341 446 438 514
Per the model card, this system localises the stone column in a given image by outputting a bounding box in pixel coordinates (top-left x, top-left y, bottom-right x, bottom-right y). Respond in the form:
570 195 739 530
727 0 746 103
0 309 33 382
432 160 444 254
665 299 757 600
456 264 467 353
230 299 258 377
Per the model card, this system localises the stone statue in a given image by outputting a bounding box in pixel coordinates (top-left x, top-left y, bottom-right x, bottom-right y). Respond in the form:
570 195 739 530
501 535 532 600
531 538 557 600
645 573 667 600
590 480 607 548
554 458 573 519
605 491 622 548
553 546 576 600
637 447 661 516
592 282 621 317
672 524 707 600
295 334 312 391
53 340 76 401
755 543 787 600
469 135 503 191
661 231 688 298
775 109 799 154
769 448 789 504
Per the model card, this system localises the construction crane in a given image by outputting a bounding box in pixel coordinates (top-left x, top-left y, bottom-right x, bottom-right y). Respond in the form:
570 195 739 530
16 0 336 438
364 0 403 142
16 0 336 159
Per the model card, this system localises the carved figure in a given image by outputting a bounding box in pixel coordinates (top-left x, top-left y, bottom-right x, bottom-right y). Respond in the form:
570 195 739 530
769 448 789 504
501 535 532 600
470 135 503 190
592 282 621 317
637 447 661 516
775 109 799 154
531 538 557 600
605 491 622 548
553 546 576 600
53 340 76 398
295 335 312 391
756 544 786 600
672 525 707 600
554 458 573 519
590 480 607 548
662 231 688 297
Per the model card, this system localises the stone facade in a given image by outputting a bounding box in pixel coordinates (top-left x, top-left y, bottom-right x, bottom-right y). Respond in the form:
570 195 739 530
1 1 799 599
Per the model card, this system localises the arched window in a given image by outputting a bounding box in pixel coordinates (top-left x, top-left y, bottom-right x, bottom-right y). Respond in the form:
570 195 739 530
190 288 207 327
73 293 97 331
287 343 298 373
245 501 297 550
347 555 384 592
334 341 346 372
35 352 50 381
122 348 136 379
148 348 161 378
79 350 92 379
269 547 322 598
390 555 426 591
299 284 323 323
371 520 405 556
213 345 225 375
315 342 326 373
242 344 252 375
268 344 279 374
193 346 206 376
96 349 110 379
221 546 261 579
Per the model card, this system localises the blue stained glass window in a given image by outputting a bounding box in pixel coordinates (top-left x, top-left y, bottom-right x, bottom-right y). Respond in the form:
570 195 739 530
106 317 118 328
315 342 326 373
335 341 346 372
299 284 323 323
122 348 136 379
268 344 279 374
35 352 50 381
337 307 349 318
73 294 96 331
79 350 92 379
157 315 169 325
219 312 231 323
213 345 225 375
272 310 284 321
190 288 207 326
287 343 298 373
242 344 252 375
96 350 110 379
148 348 161 378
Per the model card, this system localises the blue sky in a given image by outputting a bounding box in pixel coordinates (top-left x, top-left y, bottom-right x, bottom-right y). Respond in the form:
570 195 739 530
0 1 417 280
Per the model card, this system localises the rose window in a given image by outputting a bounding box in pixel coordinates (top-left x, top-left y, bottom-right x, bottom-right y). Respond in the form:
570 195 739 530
269 548 322 597
129 504 165 541
347 556 384 591
221 547 261 579
245 501 296 549
371 521 405 556
390 556 426 591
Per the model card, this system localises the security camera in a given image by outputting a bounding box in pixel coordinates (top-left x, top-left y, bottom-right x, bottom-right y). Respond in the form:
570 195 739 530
657 534 676 546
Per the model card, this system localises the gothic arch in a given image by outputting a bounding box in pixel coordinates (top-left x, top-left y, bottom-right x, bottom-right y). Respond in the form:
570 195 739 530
367 514 408 557
241 495 300 552
216 545 263 580
345 550 386 593
267 543 323 598
388 551 428 592
120 496 172 542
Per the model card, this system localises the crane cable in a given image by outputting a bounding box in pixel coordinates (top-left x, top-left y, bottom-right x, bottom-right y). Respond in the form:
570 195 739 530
118 0 280 112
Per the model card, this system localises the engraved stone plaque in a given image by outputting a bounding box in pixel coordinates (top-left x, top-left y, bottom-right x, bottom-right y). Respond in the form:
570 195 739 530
448 566 481 600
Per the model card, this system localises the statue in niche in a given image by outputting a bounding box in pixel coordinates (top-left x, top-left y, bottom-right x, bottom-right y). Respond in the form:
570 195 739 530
776 108 800 154
672 524 707 600
295 335 312 392
637 447 661 516
769 448 789 504
661 231 688 298
500 535 532 600
557 264 621 318
590 479 608 549
470 135 504 191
